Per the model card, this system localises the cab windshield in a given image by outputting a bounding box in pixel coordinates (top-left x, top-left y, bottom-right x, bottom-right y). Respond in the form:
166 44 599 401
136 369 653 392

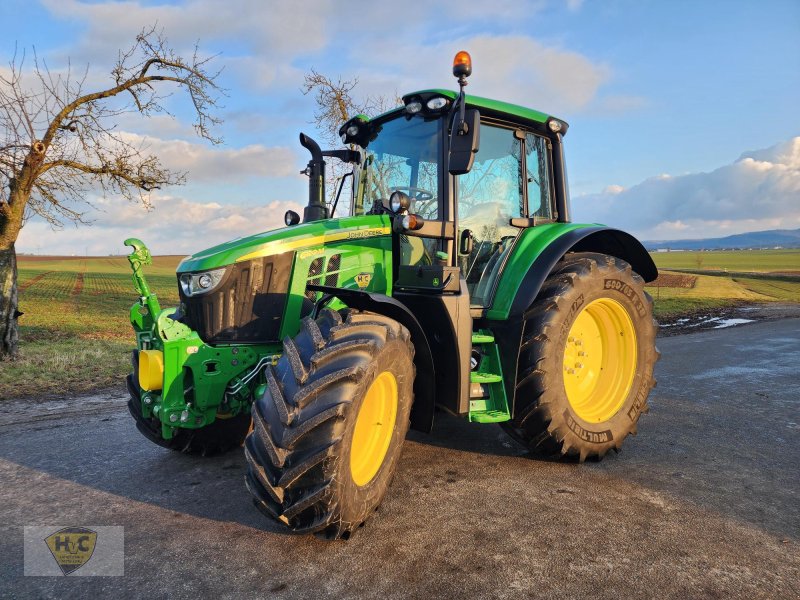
353 115 441 220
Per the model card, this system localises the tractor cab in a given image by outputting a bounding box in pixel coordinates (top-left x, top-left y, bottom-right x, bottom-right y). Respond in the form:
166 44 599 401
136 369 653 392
343 87 566 311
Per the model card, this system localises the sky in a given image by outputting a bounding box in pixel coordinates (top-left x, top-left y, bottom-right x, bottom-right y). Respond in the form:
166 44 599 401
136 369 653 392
1 0 799 255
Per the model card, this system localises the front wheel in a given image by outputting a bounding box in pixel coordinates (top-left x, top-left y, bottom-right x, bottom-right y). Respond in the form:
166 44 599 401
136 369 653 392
244 309 415 539
501 252 658 461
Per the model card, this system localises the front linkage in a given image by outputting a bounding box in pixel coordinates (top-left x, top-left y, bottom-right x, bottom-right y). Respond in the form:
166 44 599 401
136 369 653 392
124 238 274 442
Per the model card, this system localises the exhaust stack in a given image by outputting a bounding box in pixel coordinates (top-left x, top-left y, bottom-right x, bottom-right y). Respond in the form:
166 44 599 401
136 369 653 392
299 133 329 222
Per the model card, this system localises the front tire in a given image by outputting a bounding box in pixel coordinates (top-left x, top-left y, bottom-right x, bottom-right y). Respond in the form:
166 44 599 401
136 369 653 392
244 309 414 539
502 252 658 461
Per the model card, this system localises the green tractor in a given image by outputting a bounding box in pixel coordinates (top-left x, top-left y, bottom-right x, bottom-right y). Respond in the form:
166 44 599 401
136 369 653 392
124 52 658 539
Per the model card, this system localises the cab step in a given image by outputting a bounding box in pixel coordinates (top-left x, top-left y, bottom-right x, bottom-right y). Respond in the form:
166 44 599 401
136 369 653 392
468 330 510 424
470 372 502 384
471 333 495 344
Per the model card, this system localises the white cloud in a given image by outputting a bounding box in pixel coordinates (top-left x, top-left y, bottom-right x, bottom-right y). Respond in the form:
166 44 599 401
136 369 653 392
39 1 609 114
41 0 335 61
117 132 299 181
345 34 612 114
572 137 800 240
17 194 304 255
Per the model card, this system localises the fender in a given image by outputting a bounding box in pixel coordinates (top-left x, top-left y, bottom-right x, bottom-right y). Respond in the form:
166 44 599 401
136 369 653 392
509 226 657 318
477 225 657 418
308 284 436 433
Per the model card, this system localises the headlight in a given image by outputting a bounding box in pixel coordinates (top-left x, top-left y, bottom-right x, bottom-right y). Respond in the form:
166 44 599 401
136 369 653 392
405 101 422 114
426 96 448 110
179 267 226 297
346 125 359 137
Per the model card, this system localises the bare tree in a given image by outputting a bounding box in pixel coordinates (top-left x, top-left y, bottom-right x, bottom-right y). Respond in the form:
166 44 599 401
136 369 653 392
302 70 400 213
0 27 222 358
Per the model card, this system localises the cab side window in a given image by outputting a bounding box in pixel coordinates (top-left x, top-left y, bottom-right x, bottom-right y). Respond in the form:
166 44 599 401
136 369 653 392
525 133 553 220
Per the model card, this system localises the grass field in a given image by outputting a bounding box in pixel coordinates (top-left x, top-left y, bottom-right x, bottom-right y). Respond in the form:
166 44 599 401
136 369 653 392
3 249 798 400
646 249 800 318
3 256 182 399
651 248 800 273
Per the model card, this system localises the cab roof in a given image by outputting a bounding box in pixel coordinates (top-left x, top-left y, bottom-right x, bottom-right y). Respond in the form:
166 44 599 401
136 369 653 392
374 89 565 133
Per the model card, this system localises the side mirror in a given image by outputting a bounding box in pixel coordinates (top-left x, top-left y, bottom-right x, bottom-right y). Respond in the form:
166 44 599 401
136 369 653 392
449 109 480 175
338 115 376 147
284 210 300 226
459 229 474 255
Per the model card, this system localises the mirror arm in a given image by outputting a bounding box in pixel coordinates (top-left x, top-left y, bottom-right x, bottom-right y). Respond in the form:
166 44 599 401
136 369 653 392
330 171 353 217
321 149 361 164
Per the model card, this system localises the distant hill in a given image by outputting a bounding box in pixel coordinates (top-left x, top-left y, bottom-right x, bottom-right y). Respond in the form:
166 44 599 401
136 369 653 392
643 228 800 251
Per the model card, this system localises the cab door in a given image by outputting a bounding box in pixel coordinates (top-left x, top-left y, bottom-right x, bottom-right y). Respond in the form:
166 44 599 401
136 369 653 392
457 122 555 307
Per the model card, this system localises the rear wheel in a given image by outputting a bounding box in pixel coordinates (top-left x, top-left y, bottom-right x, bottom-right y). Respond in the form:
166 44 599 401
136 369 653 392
126 353 251 456
244 309 414 540
501 252 658 461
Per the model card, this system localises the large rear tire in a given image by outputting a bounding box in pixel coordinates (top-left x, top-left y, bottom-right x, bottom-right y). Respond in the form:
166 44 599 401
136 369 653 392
501 252 658 461
126 353 251 456
244 308 414 540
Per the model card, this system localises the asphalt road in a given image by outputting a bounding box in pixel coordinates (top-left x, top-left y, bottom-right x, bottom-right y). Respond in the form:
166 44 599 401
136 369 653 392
1 318 798 599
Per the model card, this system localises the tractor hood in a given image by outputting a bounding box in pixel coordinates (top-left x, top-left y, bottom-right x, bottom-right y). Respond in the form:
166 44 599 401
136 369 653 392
177 214 391 273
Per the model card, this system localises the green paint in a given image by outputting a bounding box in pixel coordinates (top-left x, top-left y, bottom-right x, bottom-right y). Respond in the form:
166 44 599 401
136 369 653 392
125 238 161 318
278 228 392 340
486 222 600 320
121 79 642 439
470 372 502 383
126 242 281 438
125 215 393 435
471 333 495 344
177 214 391 272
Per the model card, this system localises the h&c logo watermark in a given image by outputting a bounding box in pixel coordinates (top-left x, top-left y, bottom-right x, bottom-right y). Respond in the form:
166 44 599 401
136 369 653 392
24 526 124 576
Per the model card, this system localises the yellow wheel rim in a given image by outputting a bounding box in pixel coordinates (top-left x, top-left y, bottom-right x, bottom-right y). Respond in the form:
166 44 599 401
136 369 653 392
563 298 637 423
350 371 398 487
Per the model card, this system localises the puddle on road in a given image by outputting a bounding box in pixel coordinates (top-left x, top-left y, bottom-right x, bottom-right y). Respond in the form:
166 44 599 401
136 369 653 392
660 314 755 332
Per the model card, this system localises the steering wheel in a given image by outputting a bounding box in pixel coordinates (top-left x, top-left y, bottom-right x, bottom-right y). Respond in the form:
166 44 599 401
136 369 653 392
392 186 434 201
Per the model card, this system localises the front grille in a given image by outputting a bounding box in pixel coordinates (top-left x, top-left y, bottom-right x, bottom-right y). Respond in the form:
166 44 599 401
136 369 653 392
179 252 294 343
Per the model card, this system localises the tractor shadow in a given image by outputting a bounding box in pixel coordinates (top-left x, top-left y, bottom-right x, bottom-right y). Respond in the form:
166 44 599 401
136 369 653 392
0 407 290 535
409 409 584 464
0 401 571 539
